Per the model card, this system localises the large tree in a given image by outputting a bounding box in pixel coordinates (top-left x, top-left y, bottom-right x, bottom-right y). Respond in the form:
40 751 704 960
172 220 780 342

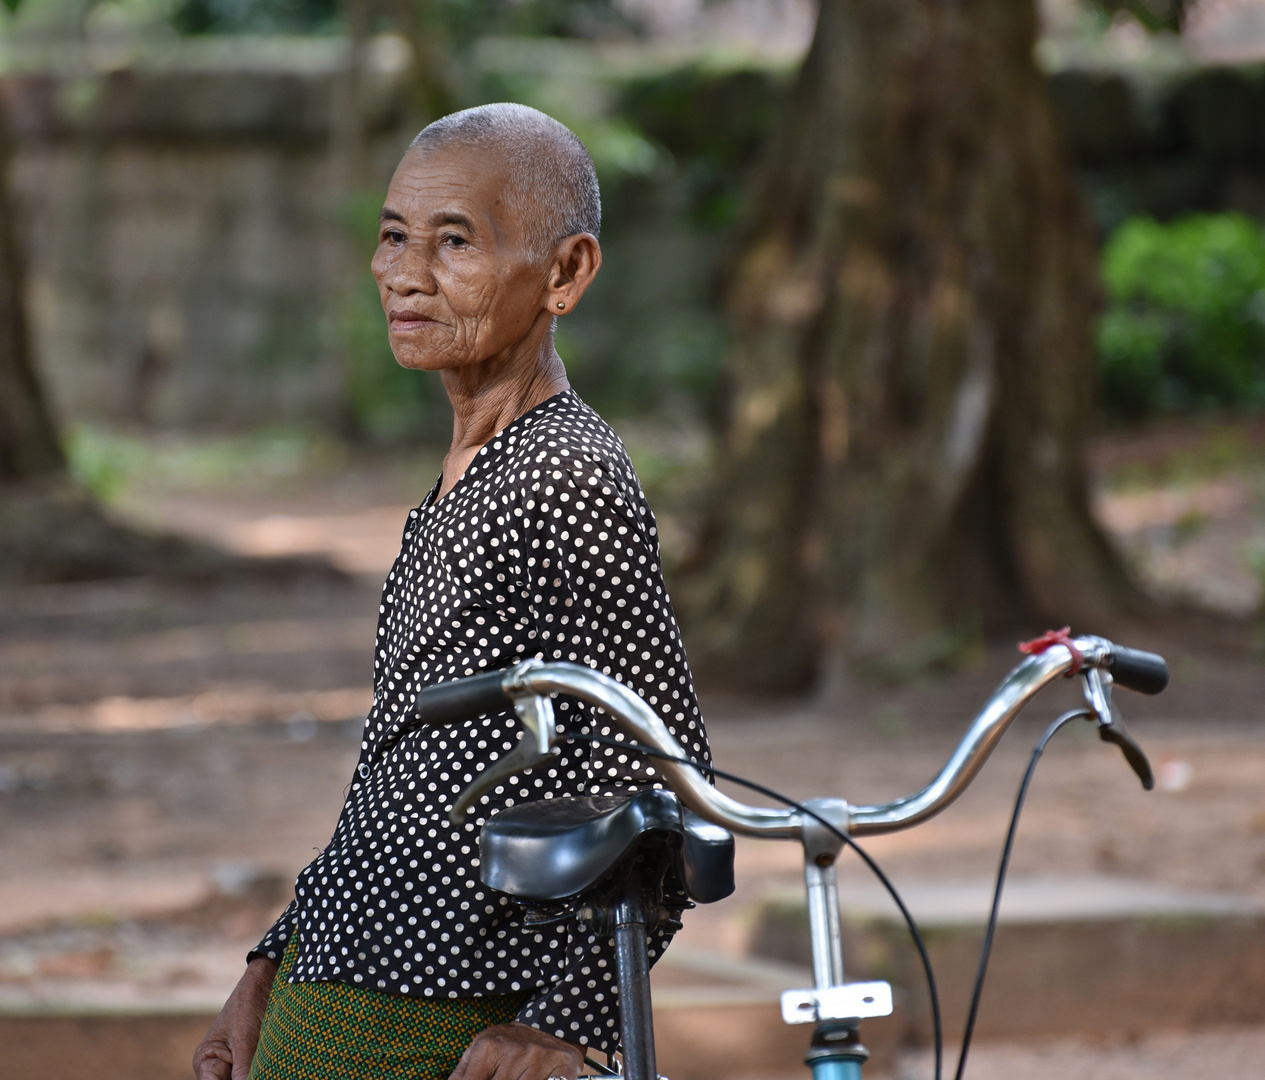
0 120 106 583
0 115 332 584
0 127 64 486
0 2 153 584
682 0 1146 691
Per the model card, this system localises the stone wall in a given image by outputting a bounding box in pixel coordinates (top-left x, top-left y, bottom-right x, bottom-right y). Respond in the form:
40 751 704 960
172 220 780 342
5 50 411 429
7 47 1265 431
1049 64 1265 228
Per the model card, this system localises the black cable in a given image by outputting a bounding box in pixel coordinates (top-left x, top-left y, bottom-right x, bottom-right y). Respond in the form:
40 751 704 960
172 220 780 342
563 731 944 1080
952 708 1091 1080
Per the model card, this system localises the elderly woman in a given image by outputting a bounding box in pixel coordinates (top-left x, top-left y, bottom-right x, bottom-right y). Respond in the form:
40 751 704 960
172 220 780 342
193 104 710 1080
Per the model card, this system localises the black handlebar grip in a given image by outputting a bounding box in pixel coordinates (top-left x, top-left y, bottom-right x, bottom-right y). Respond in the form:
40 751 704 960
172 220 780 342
1109 646 1169 696
409 669 513 726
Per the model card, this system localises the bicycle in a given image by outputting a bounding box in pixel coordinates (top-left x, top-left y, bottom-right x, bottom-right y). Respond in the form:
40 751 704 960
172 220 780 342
402 631 1169 1080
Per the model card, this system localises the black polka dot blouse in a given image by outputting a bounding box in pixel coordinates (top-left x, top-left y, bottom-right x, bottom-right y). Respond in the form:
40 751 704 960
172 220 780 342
250 389 711 1053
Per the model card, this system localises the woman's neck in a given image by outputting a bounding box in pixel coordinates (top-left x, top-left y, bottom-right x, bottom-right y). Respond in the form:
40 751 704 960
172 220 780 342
436 344 570 499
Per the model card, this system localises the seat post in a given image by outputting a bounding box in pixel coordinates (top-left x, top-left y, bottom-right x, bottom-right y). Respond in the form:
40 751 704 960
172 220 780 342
613 879 657 1080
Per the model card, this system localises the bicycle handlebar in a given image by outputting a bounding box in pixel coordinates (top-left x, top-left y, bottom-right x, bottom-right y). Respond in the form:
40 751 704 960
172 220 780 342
408 668 513 725
848 642 1084 834
1107 645 1169 695
406 634 1165 840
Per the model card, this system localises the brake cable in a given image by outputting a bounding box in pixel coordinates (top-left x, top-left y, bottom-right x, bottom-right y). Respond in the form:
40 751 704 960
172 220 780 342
952 707 1091 1080
561 732 945 1080
561 708 1101 1080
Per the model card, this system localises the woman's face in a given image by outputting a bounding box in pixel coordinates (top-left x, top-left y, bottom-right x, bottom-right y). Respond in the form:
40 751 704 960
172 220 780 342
372 144 551 374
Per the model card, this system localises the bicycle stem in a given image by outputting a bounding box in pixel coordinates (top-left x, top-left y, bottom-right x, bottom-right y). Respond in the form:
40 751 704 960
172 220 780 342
802 807 848 990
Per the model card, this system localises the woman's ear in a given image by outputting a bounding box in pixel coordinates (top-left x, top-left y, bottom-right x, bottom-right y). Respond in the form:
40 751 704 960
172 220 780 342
545 234 602 316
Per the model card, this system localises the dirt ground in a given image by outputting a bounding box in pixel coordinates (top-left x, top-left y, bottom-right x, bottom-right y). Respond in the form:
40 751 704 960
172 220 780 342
3 419 1265 1077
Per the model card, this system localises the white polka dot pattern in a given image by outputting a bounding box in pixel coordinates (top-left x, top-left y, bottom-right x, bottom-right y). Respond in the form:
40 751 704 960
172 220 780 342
249 390 710 1053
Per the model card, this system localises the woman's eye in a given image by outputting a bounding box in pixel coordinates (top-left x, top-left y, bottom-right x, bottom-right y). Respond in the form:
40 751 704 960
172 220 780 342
382 229 406 244
443 233 469 248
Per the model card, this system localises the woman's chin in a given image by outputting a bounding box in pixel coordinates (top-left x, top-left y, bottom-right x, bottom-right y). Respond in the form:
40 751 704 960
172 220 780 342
392 350 449 373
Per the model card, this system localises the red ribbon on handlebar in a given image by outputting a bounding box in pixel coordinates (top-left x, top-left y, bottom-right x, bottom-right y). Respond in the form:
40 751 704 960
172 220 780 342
1018 626 1083 674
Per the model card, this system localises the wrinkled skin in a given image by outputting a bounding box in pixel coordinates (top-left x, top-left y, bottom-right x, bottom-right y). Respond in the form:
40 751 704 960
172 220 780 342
192 141 600 1080
449 1022 586 1080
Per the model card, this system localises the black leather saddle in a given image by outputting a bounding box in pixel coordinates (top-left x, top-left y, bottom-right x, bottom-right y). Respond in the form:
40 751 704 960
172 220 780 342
479 788 735 905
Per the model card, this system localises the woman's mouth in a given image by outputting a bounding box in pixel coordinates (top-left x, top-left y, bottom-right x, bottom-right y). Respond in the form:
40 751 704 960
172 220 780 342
389 310 438 332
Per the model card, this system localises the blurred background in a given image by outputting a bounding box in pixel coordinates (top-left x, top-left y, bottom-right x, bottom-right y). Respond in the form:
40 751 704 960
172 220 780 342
3 0 1265 1076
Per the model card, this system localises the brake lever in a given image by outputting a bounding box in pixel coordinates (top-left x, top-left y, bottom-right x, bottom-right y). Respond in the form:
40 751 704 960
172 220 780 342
1098 712 1154 791
449 693 560 826
1082 668 1155 791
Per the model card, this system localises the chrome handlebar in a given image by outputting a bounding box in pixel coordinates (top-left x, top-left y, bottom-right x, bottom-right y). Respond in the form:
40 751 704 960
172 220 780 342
432 634 1154 839
850 639 1099 834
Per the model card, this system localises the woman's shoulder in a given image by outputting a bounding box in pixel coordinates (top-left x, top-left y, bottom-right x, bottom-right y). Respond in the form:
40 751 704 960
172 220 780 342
489 390 661 553
505 389 639 490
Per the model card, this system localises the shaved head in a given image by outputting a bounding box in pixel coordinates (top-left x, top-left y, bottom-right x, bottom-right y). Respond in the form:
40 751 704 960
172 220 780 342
408 103 601 262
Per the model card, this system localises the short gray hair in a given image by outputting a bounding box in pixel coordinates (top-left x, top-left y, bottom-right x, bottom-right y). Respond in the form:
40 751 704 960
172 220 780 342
409 103 601 261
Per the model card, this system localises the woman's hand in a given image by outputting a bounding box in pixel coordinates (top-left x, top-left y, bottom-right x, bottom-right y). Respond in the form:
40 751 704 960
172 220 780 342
192 957 279 1080
448 1021 585 1080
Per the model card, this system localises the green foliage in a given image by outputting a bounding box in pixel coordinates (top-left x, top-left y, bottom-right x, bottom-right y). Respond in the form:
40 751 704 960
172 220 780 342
1086 0 1187 33
429 0 640 47
65 425 137 502
620 64 786 165
1098 214 1265 418
171 0 336 36
546 63 792 422
65 423 341 501
618 64 789 230
167 0 637 38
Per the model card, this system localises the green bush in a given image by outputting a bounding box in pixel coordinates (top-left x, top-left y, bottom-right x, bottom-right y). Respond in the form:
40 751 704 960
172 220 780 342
65 424 340 502
1099 213 1265 418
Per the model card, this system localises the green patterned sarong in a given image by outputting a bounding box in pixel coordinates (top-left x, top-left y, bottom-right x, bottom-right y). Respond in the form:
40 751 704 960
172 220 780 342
249 938 531 1080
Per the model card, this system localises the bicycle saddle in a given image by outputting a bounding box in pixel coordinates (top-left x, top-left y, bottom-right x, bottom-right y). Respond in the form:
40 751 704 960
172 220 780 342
479 788 735 904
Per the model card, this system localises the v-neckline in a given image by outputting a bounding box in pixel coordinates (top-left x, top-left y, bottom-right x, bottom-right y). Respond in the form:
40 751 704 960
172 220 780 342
421 388 573 514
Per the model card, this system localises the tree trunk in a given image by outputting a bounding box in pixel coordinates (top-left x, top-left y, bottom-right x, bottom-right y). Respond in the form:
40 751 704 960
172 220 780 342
385 0 458 124
682 0 1144 690
0 123 64 484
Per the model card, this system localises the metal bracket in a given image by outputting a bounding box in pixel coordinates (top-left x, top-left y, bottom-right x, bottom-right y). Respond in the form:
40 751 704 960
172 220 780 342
1081 666 1155 790
800 797 850 865
781 982 894 1026
1081 666 1113 726
448 691 559 825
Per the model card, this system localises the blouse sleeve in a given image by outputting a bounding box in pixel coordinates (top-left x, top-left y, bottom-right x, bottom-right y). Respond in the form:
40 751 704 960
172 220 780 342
511 455 710 1052
524 457 709 784
247 898 298 965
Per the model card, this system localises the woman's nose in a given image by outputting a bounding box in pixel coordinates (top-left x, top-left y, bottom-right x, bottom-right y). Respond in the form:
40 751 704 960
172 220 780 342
381 241 439 296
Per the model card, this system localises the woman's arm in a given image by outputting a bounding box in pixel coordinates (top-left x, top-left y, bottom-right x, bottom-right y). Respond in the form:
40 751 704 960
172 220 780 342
495 455 709 1055
541 459 711 789
192 896 295 1078
192 957 279 1080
